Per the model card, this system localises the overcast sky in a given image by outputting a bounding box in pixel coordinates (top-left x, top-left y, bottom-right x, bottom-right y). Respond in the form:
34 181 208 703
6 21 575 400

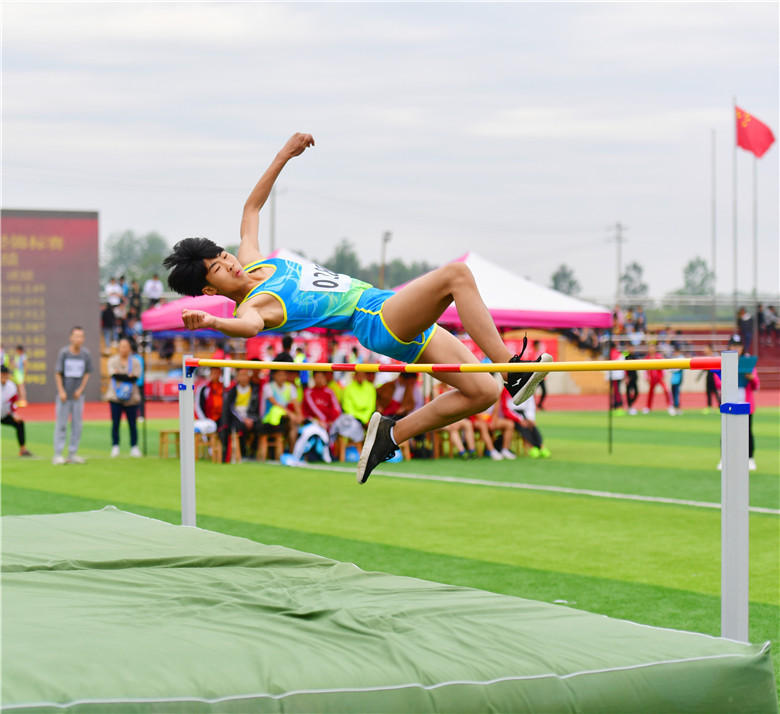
3 2 778 301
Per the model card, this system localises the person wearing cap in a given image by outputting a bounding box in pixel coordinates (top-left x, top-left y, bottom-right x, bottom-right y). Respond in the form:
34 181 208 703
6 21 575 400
1 365 33 457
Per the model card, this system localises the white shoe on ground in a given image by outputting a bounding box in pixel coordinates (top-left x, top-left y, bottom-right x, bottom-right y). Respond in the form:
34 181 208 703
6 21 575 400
717 460 722 470
489 449 503 461
748 458 757 471
52 455 66 465
68 454 86 464
641 407 650 414
111 445 120 458
129 446 142 458
500 448 517 460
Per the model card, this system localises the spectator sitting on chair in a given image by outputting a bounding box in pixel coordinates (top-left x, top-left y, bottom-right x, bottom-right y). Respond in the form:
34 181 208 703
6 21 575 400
469 406 505 461
1 365 33 457
436 384 478 459
340 370 376 428
500 388 550 458
223 368 262 460
488 397 518 460
376 373 423 419
194 367 225 451
261 369 302 450
302 370 341 431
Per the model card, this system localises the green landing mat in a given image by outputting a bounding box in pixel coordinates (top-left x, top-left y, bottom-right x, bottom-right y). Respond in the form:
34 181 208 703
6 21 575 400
2 508 777 713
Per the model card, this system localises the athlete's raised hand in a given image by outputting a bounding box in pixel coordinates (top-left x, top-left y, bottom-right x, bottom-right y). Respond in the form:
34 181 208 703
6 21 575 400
279 133 314 160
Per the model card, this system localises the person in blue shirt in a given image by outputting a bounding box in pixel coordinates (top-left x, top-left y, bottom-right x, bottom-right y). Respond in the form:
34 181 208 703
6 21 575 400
163 133 551 484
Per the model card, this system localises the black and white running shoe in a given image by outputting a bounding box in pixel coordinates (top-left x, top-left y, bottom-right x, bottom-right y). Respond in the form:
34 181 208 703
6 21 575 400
504 337 553 406
356 412 398 484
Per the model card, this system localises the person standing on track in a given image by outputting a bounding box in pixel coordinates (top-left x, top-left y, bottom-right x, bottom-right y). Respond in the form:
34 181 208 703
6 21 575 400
53 326 93 465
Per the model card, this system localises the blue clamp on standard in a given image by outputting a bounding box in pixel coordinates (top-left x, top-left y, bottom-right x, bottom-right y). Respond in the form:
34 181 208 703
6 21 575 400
720 402 750 415
178 383 190 391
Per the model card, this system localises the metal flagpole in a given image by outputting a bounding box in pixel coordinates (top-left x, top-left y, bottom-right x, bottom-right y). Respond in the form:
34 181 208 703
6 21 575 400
752 156 759 358
732 98 739 316
711 129 717 335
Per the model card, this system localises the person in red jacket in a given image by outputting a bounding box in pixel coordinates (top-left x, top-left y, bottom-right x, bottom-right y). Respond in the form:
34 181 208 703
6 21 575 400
302 371 342 431
642 346 672 414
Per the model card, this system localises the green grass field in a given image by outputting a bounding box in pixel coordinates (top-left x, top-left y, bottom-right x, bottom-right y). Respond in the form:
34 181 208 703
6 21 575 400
2 407 779 693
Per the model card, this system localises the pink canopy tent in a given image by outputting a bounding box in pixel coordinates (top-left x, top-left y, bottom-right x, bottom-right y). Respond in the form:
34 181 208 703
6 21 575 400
140 294 235 334
412 252 612 330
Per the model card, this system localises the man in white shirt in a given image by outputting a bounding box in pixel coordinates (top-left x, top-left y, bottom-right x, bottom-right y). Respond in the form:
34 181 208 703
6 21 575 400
105 277 123 307
142 273 165 308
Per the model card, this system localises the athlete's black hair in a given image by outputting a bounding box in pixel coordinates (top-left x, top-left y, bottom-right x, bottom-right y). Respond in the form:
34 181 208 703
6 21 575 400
163 237 224 297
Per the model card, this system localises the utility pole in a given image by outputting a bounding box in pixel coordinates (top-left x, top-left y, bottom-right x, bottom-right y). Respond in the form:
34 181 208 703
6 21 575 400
379 231 392 288
607 222 628 304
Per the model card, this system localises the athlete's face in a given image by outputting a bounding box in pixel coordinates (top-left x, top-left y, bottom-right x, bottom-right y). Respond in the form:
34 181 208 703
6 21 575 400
202 251 244 295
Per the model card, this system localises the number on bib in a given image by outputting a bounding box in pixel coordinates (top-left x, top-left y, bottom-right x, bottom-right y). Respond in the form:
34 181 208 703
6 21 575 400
299 263 351 293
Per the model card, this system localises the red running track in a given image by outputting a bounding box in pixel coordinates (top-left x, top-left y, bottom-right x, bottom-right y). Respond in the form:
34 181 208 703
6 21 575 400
17 390 779 423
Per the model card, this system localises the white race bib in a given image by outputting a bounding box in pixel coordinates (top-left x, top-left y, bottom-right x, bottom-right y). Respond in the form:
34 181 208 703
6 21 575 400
299 263 351 293
63 357 86 379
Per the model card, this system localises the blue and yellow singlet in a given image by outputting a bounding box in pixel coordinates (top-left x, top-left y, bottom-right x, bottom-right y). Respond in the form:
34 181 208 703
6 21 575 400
235 258 372 332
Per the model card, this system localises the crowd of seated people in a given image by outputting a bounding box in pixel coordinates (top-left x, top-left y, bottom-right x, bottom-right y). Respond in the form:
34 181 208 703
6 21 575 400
189 340 550 464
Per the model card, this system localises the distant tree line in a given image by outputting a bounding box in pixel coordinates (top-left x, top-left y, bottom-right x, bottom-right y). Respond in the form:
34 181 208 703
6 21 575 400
100 230 718 300
550 256 716 299
100 232 437 290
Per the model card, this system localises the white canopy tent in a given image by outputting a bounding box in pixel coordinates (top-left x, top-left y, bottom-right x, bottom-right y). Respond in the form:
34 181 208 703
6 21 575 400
427 252 612 330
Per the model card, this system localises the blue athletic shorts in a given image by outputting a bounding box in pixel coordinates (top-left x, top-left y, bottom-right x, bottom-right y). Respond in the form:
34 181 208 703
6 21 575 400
348 288 437 363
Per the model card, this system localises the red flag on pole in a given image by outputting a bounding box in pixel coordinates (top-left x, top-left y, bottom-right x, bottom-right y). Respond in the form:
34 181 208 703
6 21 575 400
735 107 775 158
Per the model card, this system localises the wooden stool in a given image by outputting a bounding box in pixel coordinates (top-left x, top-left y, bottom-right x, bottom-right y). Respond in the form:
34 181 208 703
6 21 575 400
510 431 531 457
336 436 363 462
195 433 222 463
432 431 454 459
159 430 180 459
228 431 242 464
257 432 284 461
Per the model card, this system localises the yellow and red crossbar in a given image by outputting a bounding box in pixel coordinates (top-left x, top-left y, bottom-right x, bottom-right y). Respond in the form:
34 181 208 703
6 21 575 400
185 357 721 374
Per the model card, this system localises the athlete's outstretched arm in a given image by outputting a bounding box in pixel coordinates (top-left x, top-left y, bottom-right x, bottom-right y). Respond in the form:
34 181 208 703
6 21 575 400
238 133 315 266
181 306 265 338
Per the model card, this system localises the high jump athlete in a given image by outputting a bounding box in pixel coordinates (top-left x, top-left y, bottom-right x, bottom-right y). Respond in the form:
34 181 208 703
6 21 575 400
163 133 552 484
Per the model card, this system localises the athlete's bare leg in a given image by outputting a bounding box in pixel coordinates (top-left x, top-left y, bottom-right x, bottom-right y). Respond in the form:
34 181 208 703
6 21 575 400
381 263 512 367
390 329 501 444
